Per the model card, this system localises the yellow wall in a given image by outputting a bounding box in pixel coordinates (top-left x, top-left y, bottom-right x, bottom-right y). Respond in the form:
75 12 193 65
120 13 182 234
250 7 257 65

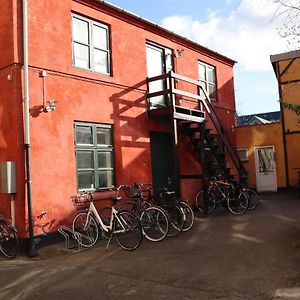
236 122 285 189
278 58 300 186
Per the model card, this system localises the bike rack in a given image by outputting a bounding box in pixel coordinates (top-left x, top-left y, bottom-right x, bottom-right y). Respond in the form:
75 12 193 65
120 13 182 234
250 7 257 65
58 225 84 252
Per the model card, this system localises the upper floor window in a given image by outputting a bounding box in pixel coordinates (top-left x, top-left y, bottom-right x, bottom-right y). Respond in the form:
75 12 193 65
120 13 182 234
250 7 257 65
74 122 114 191
72 14 110 74
198 61 217 101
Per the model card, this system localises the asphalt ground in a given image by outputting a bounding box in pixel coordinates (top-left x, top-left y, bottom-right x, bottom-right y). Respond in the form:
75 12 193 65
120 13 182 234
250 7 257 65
0 192 300 300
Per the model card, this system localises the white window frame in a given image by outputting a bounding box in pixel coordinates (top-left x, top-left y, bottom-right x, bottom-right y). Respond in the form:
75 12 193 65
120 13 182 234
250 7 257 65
71 13 111 75
198 61 217 101
237 148 249 162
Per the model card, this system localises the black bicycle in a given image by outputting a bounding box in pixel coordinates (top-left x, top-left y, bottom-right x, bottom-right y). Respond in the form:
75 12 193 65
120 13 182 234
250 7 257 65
0 214 19 258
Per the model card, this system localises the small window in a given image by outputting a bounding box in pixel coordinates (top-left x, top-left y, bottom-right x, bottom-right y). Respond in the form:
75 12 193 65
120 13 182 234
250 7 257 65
72 14 110 74
237 148 249 162
198 61 217 101
74 123 114 191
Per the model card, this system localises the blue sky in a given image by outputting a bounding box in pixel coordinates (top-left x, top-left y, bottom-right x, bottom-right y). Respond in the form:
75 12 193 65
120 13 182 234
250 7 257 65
105 0 289 115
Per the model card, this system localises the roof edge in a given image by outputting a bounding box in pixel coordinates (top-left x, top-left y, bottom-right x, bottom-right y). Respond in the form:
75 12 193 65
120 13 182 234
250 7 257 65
91 0 237 65
270 50 300 63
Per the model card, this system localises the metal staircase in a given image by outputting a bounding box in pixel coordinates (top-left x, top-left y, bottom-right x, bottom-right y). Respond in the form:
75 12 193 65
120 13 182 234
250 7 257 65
146 71 248 197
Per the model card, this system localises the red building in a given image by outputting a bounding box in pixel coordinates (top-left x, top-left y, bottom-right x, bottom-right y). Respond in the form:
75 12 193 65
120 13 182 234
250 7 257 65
0 0 244 249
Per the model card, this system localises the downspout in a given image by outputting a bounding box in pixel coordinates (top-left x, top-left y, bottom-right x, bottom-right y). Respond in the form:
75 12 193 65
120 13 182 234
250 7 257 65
23 0 36 257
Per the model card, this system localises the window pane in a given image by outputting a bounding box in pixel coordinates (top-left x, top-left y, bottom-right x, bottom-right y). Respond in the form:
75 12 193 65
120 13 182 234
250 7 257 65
77 151 94 169
97 128 111 145
207 67 215 83
93 25 108 50
98 152 112 168
199 64 206 81
94 49 109 73
238 149 248 161
78 171 95 190
208 84 216 100
98 171 113 188
76 126 93 145
74 43 90 69
73 18 89 44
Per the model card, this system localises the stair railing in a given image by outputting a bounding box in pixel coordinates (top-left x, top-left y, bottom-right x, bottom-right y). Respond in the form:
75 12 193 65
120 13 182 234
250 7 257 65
199 86 247 181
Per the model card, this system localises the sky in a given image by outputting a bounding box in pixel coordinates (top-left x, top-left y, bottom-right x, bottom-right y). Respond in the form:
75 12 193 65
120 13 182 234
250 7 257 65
104 0 294 116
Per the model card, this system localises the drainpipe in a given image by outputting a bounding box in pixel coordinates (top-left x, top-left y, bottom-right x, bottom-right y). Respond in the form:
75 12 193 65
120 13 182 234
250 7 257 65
23 0 36 257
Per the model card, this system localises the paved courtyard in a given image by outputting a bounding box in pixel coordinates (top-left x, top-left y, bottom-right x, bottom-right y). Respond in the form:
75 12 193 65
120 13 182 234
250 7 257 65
0 192 300 299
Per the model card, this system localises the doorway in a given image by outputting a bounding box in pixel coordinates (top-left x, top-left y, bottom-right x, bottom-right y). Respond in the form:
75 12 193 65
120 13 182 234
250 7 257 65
150 132 176 196
146 43 173 109
254 146 277 192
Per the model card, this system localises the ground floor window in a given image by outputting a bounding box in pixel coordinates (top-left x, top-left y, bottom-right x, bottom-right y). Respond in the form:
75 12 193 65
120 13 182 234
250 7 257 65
74 122 114 191
237 148 249 162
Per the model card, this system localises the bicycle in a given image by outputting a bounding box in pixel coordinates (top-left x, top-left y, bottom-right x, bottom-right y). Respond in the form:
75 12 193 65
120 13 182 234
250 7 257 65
151 187 185 237
233 182 259 210
154 188 194 232
293 167 300 197
72 186 143 251
0 214 19 258
118 183 169 242
196 178 249 215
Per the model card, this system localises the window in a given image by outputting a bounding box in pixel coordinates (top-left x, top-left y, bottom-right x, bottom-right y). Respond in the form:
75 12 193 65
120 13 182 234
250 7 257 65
198 61 217 101
237 148 249 162
72 14 110 74
75 123 114 191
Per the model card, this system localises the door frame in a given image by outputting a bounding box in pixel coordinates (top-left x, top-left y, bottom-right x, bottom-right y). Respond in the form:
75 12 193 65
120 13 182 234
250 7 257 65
146 42 174 109
254 145 277 192
150 131 178 196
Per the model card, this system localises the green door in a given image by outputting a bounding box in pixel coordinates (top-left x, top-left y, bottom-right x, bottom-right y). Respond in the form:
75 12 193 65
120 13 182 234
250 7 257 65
150 132 176 196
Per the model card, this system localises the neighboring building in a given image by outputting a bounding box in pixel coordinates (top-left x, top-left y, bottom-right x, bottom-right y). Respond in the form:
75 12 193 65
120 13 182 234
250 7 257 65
237 111 280 126
236 121 284 192
271 50 300 189
236 50 300 192
0 0 242 245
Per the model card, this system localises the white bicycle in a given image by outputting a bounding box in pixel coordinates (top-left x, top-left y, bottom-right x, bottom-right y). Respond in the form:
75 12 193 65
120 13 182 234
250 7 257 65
72 186 143 251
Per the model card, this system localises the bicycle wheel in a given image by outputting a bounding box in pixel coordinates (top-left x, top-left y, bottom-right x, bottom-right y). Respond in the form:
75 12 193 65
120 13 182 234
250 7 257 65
195 190 216 213
114 211 142 251
72 212 99 247
227 191 249 215
166 204 184 237
140 206 169 242
0 222 19 258
178 200 195 232
246 189 259 210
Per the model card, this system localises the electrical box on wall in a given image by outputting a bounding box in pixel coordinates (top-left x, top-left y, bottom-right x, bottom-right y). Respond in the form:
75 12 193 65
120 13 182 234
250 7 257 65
0 162 17 194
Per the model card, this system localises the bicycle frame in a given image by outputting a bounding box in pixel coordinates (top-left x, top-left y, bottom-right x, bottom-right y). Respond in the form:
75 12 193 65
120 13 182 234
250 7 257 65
86 201 126 234
211 180 233 202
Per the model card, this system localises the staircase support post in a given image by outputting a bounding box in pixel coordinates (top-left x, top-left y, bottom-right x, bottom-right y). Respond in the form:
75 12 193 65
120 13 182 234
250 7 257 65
172 119 180 196
199 122 209 215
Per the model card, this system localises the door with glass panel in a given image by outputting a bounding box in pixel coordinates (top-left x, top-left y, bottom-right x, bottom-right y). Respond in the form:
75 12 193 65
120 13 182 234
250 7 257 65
146 43 173 109
198 61 217 102
254 146 277 192
74 123 114 191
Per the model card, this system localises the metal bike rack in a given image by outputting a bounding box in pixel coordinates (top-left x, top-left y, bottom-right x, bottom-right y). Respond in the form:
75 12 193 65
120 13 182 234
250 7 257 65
58 225 84 252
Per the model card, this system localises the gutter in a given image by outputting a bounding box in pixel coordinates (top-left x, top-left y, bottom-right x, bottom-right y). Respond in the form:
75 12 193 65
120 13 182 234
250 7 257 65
22 0 36 257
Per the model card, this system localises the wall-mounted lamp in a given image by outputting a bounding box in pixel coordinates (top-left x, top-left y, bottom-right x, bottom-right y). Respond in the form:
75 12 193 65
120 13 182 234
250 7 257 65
43 100 56 113
175 48 184 57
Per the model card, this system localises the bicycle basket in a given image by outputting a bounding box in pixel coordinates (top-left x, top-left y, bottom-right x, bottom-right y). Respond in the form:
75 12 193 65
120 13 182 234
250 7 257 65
71 194 91 210
123 186 141 198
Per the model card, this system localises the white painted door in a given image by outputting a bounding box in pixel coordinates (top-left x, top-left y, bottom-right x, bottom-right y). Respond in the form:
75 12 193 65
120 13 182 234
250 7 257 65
146 44 172 109
254 146 277 192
